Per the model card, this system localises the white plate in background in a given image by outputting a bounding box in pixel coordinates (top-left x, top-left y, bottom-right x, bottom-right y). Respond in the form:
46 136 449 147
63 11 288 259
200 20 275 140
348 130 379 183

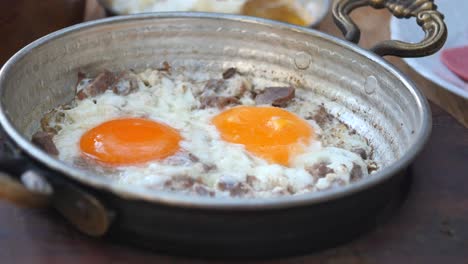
390 0 468 99
99 0 331 28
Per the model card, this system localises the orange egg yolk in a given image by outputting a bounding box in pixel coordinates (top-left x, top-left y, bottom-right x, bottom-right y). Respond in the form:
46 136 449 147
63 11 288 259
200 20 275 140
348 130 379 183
80 118 181 165
212 106 314 166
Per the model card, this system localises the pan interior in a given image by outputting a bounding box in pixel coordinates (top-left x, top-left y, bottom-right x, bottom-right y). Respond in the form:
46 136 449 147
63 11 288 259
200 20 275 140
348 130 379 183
0 15 427 202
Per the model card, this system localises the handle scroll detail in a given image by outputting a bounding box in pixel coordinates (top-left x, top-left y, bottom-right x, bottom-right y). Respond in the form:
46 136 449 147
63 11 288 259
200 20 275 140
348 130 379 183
333 0 447 57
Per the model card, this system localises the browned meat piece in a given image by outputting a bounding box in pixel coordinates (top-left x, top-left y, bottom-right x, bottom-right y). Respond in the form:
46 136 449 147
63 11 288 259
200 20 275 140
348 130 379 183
40 104 73 135
76 70 116 100
202 163 216 172
204 79 227 93
367 161 378 174
193 184 215 197
246 175 258 186
254 87 295 107
205 78 248 96
31 131 59 155
157 61 171 73
306 162 334 178
188 153 200 162
200 96 240 109
164 176 196 191
40 110 59 134
222 67 237 79
112 72 139 95
75 71 86 90
218 181 251 197
74 71 89 96
350 163 363 182
164 152 208 166
237 82 249 98
310 105 333 126
188 153 216 171
164 152 216 172
351 148 368 160
164 177 216 196
76 90 87 100
198 75 249 108
77 71 86 80
198 80 229 108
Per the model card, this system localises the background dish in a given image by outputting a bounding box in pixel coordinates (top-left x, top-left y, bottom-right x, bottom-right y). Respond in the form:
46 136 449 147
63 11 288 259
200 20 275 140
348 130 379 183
390 0 468 99
98 0 331 27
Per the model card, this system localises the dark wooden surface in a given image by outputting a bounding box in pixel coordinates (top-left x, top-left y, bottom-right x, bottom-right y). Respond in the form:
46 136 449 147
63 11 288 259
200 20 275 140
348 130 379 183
1 2 467 263
0 0 85 66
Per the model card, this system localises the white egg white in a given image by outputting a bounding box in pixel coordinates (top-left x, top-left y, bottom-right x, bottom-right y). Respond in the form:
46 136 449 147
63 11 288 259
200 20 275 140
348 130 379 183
50 69 375 198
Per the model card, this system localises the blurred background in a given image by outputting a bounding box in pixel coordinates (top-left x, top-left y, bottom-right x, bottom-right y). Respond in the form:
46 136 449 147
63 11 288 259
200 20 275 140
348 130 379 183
0 0 330 65
0 0 85 65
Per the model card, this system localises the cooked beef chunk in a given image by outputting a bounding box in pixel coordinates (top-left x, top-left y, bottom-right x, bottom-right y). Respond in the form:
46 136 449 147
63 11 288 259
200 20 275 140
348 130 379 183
76 70 116 100
246 175 258 186
310 105 333 126
367 161 378 174
350 163 363 182
254 86 295 107
188 153 216 171
222 67 237 79
200 95 240 109
306 162 334 178
218 181 250 197
164 176 197 190
188 153 200 162
205 79 227 93
202 163 217 172
193 184 215 197
157 61 171 73
76 71 86 88
112 72 138 95
40 110 61 134
198 74 249 109
351 147 368 160
31 132 58 155
164 153 195 166
199 79 240 109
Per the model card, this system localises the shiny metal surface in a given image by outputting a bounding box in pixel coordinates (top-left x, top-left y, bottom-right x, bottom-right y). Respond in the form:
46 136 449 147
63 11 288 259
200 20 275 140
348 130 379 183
333 0 447 57
0 13 431 209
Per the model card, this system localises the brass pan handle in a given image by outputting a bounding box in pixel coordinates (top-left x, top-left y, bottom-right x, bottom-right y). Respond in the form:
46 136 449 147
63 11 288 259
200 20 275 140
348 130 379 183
332 0 447 57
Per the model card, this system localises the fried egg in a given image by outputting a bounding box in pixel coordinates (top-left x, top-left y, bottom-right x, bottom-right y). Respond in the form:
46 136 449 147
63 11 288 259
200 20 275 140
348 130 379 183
80 118 181 165
44 68 376 198
213 106 314 166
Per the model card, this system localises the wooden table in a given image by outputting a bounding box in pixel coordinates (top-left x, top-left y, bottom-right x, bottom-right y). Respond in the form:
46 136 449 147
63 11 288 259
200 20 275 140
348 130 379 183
1 2 467 263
